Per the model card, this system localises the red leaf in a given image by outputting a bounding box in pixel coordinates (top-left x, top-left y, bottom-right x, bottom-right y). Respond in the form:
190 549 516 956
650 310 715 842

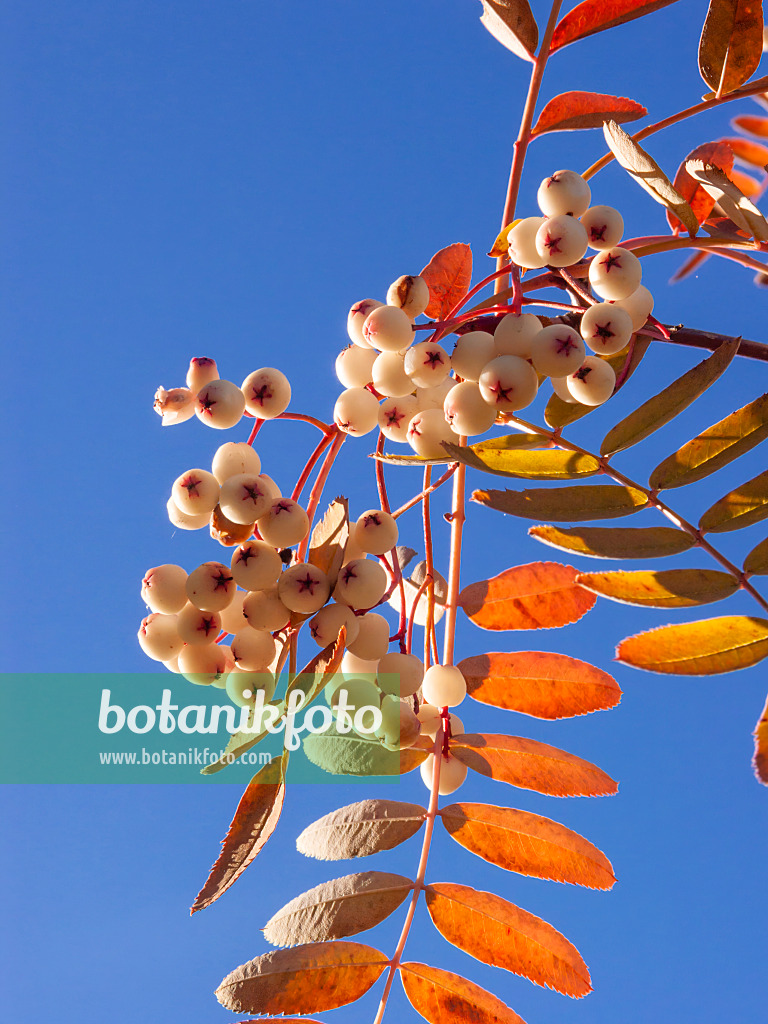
731 114 768 138
721 136 768 168
667 141 734 232
728 168 764 197
550 0 681 52
458 562 596 631
531 91 647 136
420 243 473 320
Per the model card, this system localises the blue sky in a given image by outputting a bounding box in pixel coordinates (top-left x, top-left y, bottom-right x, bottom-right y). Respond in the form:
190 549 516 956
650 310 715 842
2 2 767 1022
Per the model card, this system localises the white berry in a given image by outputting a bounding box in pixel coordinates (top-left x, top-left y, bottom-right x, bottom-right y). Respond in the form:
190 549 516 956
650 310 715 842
211 441 262 484
141 564 188 614
493 313 542 359
257 499 310 548
347 299 383 348
186 357 218 392
347 612 391 660
404 341 450 388
444 380 497 436
407 407 459 457
566 356 616 406
334 387 379 436
386 275 430 318
372 351 413 397
610 284 654 331
377 651 424 698
138 613 183 662
580 205 624 250
507 216 547 269
530 325 586 377
219 473 272 524
420 753 468 795
588 246 642 301
477 354 539 412
451 330 495 382
241 368 291 419
186 561 236 612
278 563 330 614
243 587 290 632
421 664 467 707
353 509 399 556
362 305 413 352
230 540 283 591
535 215 589 267
172 469 220 517
336 345 377 389
378 395 419 442
334 558 388 611
580 303 633 355
195 379 246 429
537 170 591 217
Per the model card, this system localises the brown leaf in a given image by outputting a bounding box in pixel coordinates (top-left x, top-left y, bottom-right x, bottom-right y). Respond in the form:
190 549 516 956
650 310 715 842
550 0 681 51
744 536 768 574
263 871 413 947
295 799 427 861
667 141 734 232
687 160 768 240
216 941 389 1015
458 562 596 631
308 498 349 590
459 650 621 719
699 0 764 96
753 693 768 784
528 524 696 560
721 135 768 168
400 962 527 1024
731 113 768 138
616 615 768 674
210 504 255 546
531 91 646 136
576 568 739 608
450 733 618 797
420 243 473 320
475 483 649 521
425 883 591 997
603 120 699 234
479 0 538 62
440 802 616 888
699 469 768 533
191 752 288 913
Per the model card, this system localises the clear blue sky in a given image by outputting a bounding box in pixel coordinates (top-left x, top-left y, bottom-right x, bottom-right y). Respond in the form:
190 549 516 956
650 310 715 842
2 2 766 1022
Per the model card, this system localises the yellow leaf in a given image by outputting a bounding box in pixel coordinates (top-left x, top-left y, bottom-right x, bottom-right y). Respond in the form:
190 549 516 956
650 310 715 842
400 961 527 1024
529 524 696 559
600 338 739 455
425 883 591 997
444 441 600 479
650 393 768 490
458 562 596 630
616 615 768 674
744 536 768 575
474 484 649 521
488 218 521 257
699 469 768 533
576 568 738 607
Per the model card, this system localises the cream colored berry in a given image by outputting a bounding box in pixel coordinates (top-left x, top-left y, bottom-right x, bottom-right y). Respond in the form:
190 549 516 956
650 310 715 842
347 299 383 348
421 664 467 707
420 753 468 795
334 558 388 611
451 330 495 382
172 469 220 517
211 441 262 484
230 540 283 592
219 589 248 635
243 587 290 632
353 509 399 556
610 284 654 331
219 473 272 524
415 378 456 411
257 499 310 548
186 357 218 392
362 305 414 352
347 612 391 660
550 374 578 404
378 395 419 442
530 325 586 377
341 650 380 677
580 303 633 355
241 368 291 419
177 643 229 686
407 408 459 457
377 651 424 698
309 602 360 648
588 246 642 301
507 216 547 269
417 705 464 737
537 169 591 217
478 354 539 412
176 602 222 645
195 379 246 429
372 351 413 397
138 613 183 662
535 215 589 267
386 275 430 318
141 564 188 614
231 626 276 671
493 313 542 359
186 561 236 612
444 380 497 436
566 356 616 406
166 496 210 531
278 563 330 614
225 670 277 708
336 345 377 389
334 387 379 436
404 341 450 388
580 205 624 250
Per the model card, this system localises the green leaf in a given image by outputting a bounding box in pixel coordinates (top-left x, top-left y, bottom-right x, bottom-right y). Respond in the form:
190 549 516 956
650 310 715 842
699 469 768 533
443 441 600 479
473 484 648 521
529 524 696 559
576 568 738 607
744 537 768 575
303 732 405 777
649 393 768 490
600 338 740 456
616 615 768 674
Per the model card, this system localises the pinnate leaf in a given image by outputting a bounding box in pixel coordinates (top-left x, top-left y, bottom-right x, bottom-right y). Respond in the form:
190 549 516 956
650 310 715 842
440 802 616 888
529 524 695 560
721 135 768 167
459 650 621 719
444 441 600 479
420 243 472 320
650 393 768 490
699 469 768 533
744 536 768 574
303 731 410 777
699 0 764 96
216 941 388 1015
263 871 412 947
475 484 649 521
731 114 768 137
616 615 768 674
753 694 768 784
603 120 699 234
667 140 734 232
729 167 763 197
424 883 591 997
576 568 738 608
458 562 596 630
687 160 768 240
308 497 349 589
296 799 426 861
451 733 618 797
600 338 739 455
532 91 646 136
192 752 288 913
400 962 526 1024
479 0 538 62
550 0 681 52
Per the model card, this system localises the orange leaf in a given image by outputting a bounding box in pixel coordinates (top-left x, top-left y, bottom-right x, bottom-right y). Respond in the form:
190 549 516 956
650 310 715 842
459 650 621 719
420 243 473 320
670 248 711 283
617 615 768 674
720 135 768 167
732 114 768 138
216 941 389 1015
753 693 768 784
400 962 527 1024
440 802 616 889
729 168 763 196
531 91 646 135
458 562 596 631
191 752 287 913
699 0 764 96
667 141 734 232
450 733 618 797
550 0 681 52
425 883 591 997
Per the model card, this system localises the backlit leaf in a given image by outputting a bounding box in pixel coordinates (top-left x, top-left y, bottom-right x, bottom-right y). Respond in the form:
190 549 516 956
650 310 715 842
603 120 699 234
529 524 695 560
216 942 388 1015
576 568 738 607
400 962 526 1024
531 91 646 135
488 219 520 257
729 168 763 197
731 114 768 137
451 733 618 796
308 497 349 590
650 393 768 490
440 802 616 888
753 694 768 784
474 484 649 521
424 883 591 997
264 871 413 946
721 135 768 167
600 338 739 455
550 0 681 52
296 799 427 861
616 615 768 674
458 650 621 719
699 0 764 95
744 536 768 574
303 731 406 777
667 141 734 232
699 469 768 532
191 752 288 913
420 243 473 320
479 0 538 62
687 160 768 240
444 441 600 479
458 562 596 630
